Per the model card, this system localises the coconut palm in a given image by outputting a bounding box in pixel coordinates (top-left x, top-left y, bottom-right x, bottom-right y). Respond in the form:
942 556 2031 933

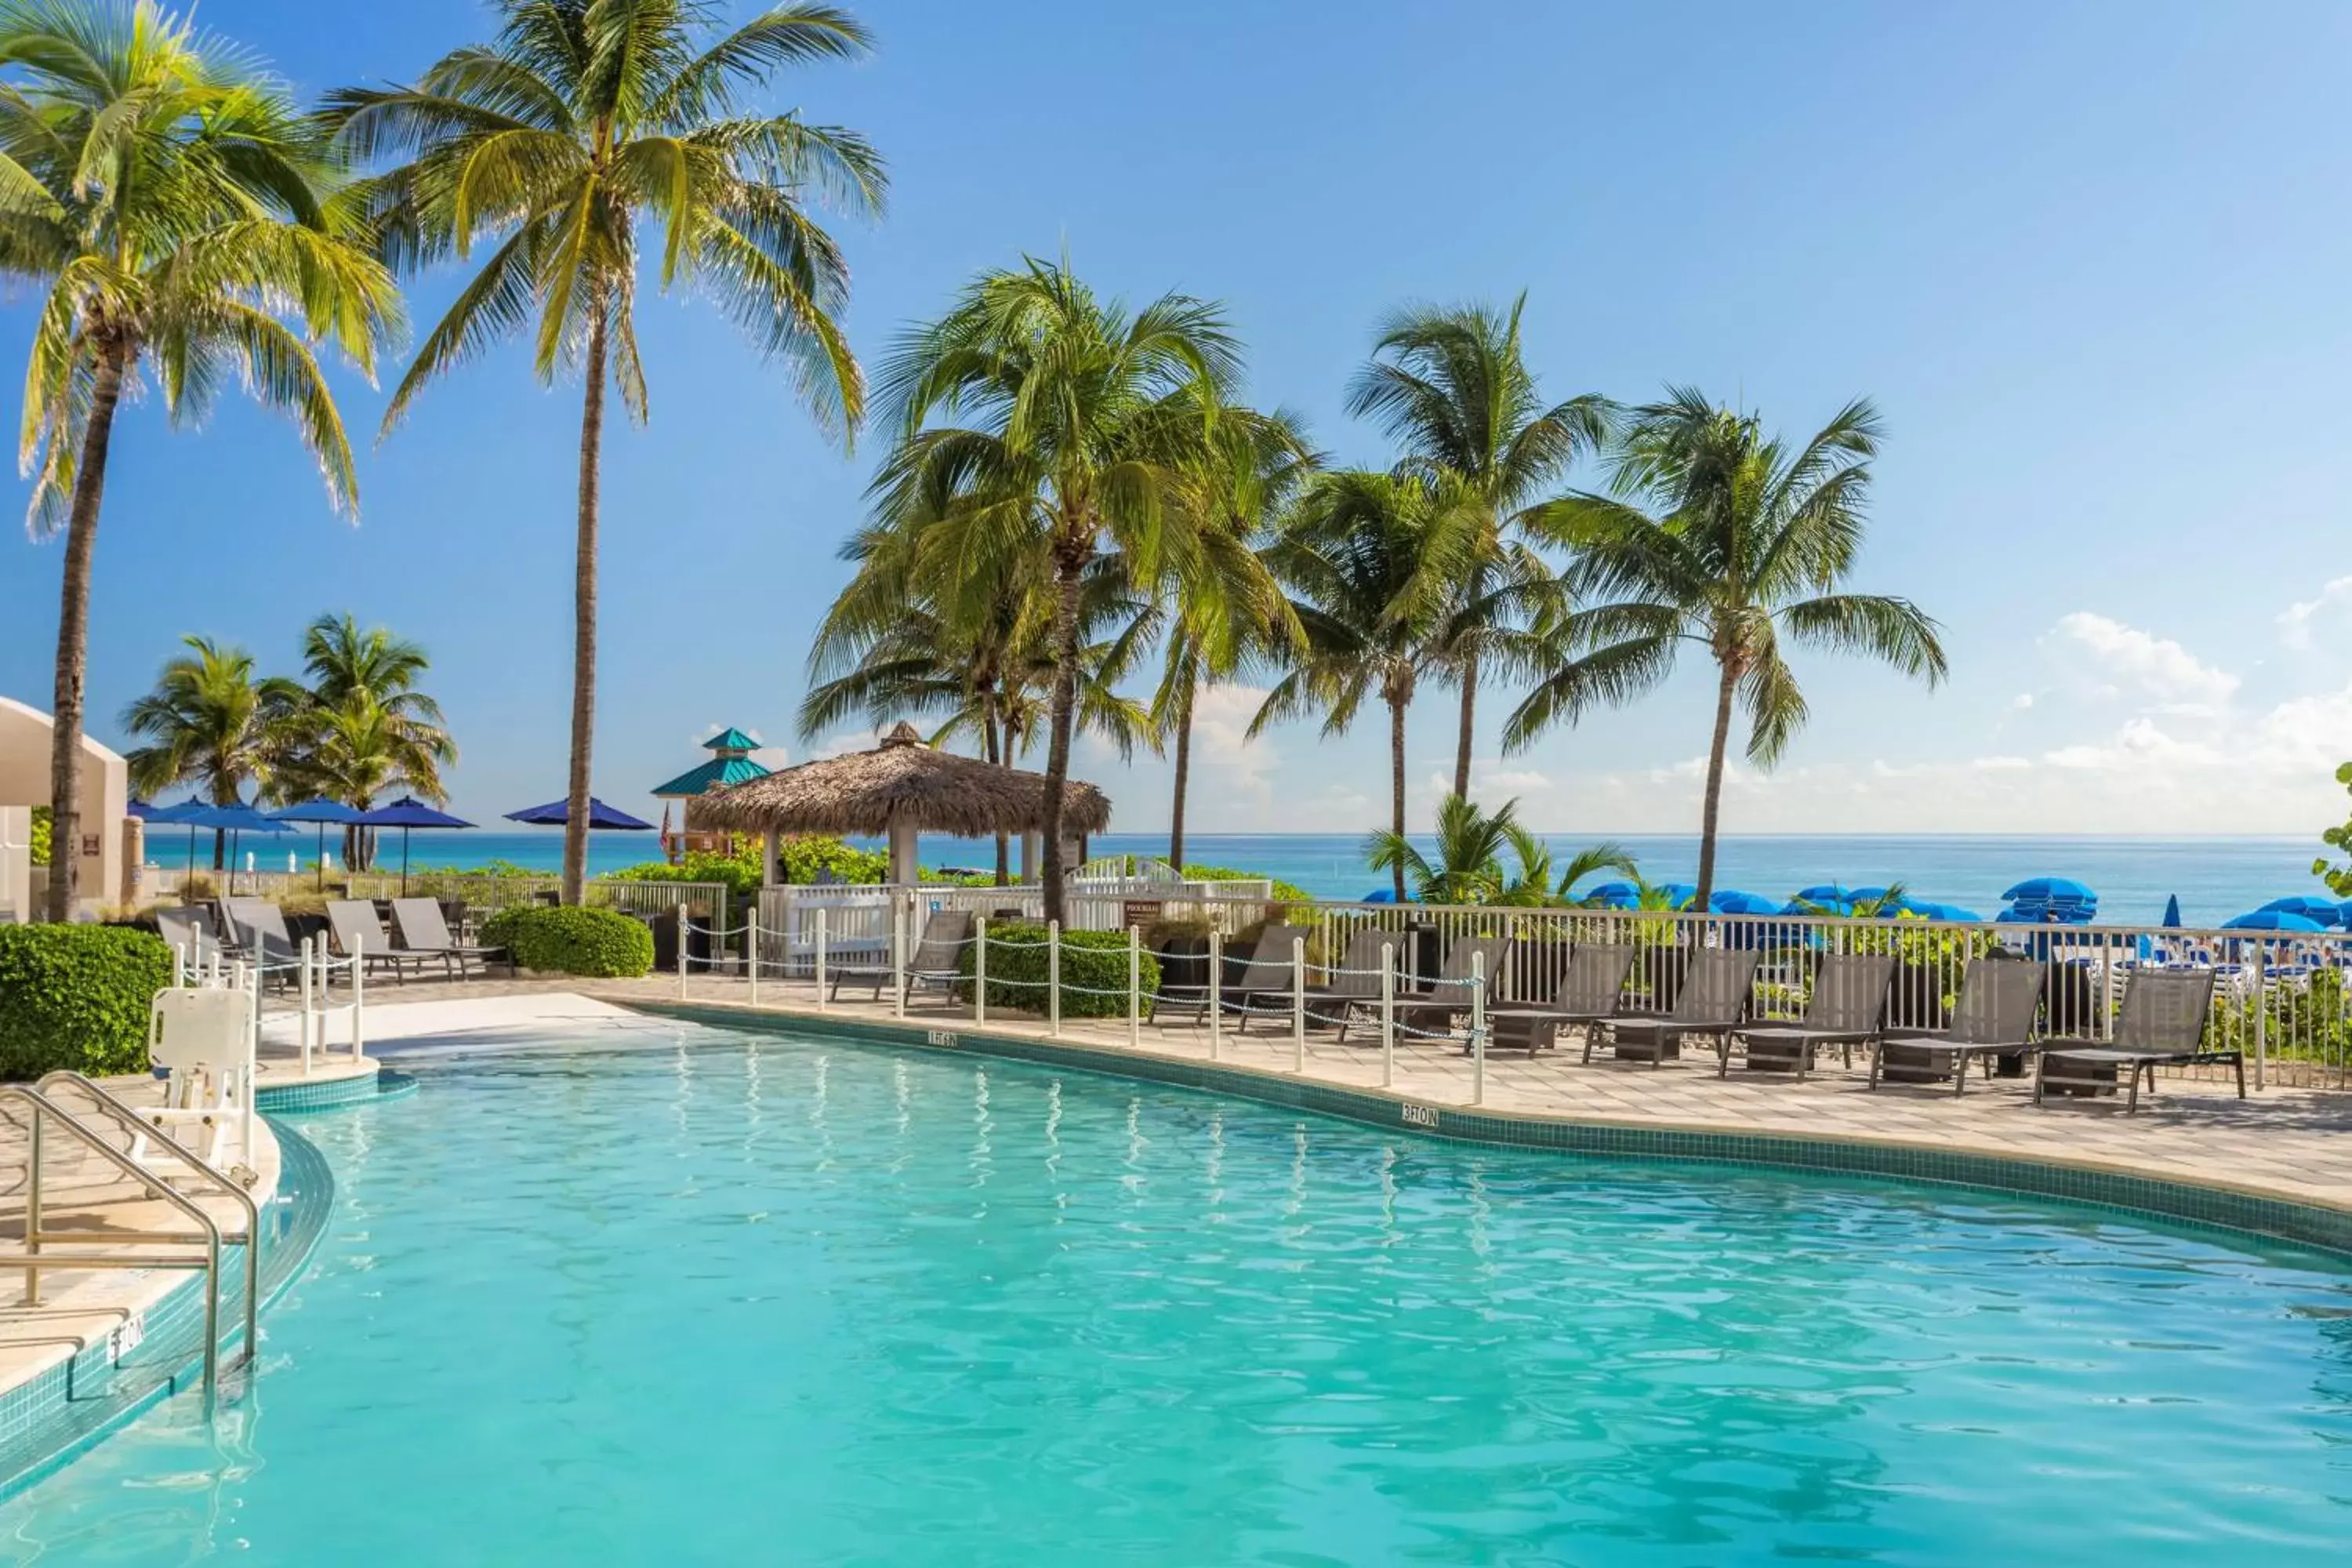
1364 793 1523 906
2 0 401 918
120 637 306 867
326 1 886 906
1346 296 1608 797
281 693 455 871
1251 470 1457 902
1507 390 1948 909
870 257 1237 920
1496 830 1640 908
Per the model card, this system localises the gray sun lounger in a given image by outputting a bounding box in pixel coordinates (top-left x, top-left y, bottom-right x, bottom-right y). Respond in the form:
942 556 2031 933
1292 927 1397 1031
1156 924 1308 1029
1365 935 1508 1050
1588 948 1761 1066
1724 952 1897 1078
1871 957 2047 1094
223 896 317 989
1483 944 1639 1055
326 899 443 984
391 898 516 979
153 905 225 966
829 909 972 1005
2034 968 2233 1112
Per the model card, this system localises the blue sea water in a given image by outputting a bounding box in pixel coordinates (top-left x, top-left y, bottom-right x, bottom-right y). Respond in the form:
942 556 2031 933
2 1018 2347 1564
151 825 2336 927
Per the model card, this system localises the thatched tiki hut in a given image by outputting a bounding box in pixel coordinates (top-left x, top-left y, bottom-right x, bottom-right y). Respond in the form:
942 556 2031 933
691 722 1112 886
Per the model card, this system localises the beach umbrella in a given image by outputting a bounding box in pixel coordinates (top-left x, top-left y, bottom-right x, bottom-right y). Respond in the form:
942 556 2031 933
179 800 293 893
142 798 209 884
1360 887 1410 904
2002 877 2096 906
272 800 368 889
1708 890 1780 915
1657 882 1697 907
2256 896 2343 928
1918 903 1984 922
1793 883 1853 902
2222 909 2324 932
355 797 476 894
1579 880 1639 909
503 796 656 830
2162 894 2182 929
125 797 167 820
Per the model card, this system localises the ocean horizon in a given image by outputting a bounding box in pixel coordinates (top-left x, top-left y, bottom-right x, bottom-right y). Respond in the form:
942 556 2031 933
146 827 2338 928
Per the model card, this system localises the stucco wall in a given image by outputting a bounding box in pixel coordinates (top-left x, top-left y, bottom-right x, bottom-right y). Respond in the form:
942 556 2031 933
0 695 127 916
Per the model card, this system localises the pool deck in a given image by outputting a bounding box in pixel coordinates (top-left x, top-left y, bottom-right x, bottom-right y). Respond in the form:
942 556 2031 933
340 972 2352 1221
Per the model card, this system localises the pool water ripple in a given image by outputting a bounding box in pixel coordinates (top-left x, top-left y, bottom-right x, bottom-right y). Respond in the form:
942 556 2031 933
1 1018 2348 1564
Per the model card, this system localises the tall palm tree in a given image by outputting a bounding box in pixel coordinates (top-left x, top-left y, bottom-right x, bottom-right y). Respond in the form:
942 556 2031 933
2 0 401 919
871 257 1236 920
1146 406 1311 869
289 612 456 868
1346 296 1607 797
1250 470 1455 902
1507 390 1948 909
327 1 886 906
120 637 306 868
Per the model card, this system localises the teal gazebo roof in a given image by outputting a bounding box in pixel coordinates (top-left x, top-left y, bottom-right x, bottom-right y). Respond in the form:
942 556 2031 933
652 725 772 799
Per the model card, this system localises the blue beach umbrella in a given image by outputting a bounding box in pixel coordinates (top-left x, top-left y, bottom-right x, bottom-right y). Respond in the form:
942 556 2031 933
273 799 369 888
1925 903 1985 922
2256 896 2343 928
1658 882 1697 908
2002 877 2096 906
1794 884 1854 903
1708 890 1780 916
1360 887 1410 904
2221 910 2324 932
2162 894 2182 929
179 800 292 889
356 797 476 894
1580 880 1639 909
142 797 210 880
504 796 656 831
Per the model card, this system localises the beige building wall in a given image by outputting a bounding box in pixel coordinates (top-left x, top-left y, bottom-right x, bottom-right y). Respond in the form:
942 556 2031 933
0 694 128 918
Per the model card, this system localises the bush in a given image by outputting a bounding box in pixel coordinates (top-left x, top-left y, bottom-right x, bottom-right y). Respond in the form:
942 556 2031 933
953 921 1160 1018
29 804 51 868
608 833 891 900
479 906 654 978
1183 862 1315 906
0 925 173 1079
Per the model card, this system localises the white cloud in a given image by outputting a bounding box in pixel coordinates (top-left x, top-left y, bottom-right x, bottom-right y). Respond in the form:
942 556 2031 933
750 746 789 770
2009 692 2034 711
2046 612 2239 712
1183 684 1279 807
2279 575 2352 650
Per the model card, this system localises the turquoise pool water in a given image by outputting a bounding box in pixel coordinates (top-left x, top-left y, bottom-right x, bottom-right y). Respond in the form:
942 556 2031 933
5 1019 2350 1563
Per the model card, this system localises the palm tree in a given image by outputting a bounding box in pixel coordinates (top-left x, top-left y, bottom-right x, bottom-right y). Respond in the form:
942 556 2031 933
1507 390 1948 909
1495 829 1639 907
1251 470 1456 902
120 637 306 868
1365 793 1521 906
1346 296 1608 797
871 257 1236 920
1146 406 1312 869
287 613 456 868
2 1 401 919
327 1 887 906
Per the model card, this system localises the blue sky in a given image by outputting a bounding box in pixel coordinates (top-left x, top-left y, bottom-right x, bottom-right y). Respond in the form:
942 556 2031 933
5 0 2350 838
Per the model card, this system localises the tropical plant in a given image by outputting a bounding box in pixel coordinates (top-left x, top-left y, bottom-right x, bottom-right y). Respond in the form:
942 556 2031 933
868 256 1238 920
1347 296 1608 797
328 0 887 906
3 0 401 918
1364 793 1526 906
119 637 305 866
2314 760 2352 898
1508 390 1947 909
1251 469 1454 901
1497 831 1639 907
281 612 457 868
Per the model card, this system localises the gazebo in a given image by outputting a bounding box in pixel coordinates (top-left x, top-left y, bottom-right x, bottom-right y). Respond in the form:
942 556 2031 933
650 725 772 861
690 722 1111 885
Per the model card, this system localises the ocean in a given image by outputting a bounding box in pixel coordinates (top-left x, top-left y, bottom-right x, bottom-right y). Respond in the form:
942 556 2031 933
145 826 2338 927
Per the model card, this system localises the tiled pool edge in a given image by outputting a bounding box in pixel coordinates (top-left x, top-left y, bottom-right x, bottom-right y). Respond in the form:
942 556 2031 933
637 1000 2352 1261
0 1119 339 1504
256 1065 397 1116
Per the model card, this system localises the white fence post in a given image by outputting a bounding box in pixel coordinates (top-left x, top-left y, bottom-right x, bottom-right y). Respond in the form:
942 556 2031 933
1292 935 1307 1072
1471 950 1486 1106
1379 941 1396 1088
891 899 906 1019
1048 919 1062 1037
299 935 315 1076
2253 942 2268 1091
746 912 759 1006
1128 924 1142 1047
975 914 989 1025
815 905 829 1011
1208 930 1223 1062
676 909 689 1000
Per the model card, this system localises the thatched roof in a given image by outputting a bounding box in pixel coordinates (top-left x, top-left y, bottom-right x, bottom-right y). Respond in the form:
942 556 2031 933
688 722 1112 837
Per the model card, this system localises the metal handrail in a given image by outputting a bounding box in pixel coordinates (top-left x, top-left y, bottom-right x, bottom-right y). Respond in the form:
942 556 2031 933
0 1085 233 1410
34 1069 260 1369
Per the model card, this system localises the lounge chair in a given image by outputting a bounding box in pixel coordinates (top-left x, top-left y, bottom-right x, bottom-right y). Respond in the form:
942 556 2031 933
1294 927 1397 1031
2034 968 2233 1112
390 898 517 979
325 899 442 985
1152 924 1308 1029
1148 935 1213 1020
223 896 315 990
827 909 973 1004
1587 948 1760 1066
1870 957 2046 1094
1723 952 1896 1078
1483 945 1639 1055
153 905 223 967
1374 935 1509 1049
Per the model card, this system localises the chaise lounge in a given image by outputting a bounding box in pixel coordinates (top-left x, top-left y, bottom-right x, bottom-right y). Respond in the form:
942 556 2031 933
2034 968 2232 1112
1481 944 1639 1055
1722 952 1896 1078
1585 948 1760 1066
1869 956 2046 1094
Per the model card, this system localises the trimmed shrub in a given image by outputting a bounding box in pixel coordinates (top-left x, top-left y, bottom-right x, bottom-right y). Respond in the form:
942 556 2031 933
0 925 173 1079
479 906 654 978
954 921 1160 1018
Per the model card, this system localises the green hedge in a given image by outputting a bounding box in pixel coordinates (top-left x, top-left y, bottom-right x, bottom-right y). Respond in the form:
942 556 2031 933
954 922 1160 1018
479 906 653 978
0 925 173 1079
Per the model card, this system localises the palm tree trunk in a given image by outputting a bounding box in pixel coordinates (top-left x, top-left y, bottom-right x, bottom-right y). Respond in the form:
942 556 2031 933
1453 652 1476 801
42 345 129 922
1039 550 1085 925
1695 660 1739 911
561 306 609 906
1388 693 1409 904
1167 678 1193 872
983 699 1009 887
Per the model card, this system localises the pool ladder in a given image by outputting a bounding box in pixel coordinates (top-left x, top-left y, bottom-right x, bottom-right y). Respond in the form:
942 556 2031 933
0 1072 261 1411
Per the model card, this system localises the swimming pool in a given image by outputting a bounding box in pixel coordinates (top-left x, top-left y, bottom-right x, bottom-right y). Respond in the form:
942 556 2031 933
5 1018 2349 1563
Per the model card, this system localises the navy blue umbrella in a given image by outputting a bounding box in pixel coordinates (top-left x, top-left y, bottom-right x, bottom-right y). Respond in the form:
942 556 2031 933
142 798 210 883
2162 894 2182 929
273 799 368 887
1709 890 1780 915
356 797 476 893
2223 909 2324 932
2002 877 2096 906
178 801 292 891
2257 895 2343 928
503 796 655 830
1580 880 1639 909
